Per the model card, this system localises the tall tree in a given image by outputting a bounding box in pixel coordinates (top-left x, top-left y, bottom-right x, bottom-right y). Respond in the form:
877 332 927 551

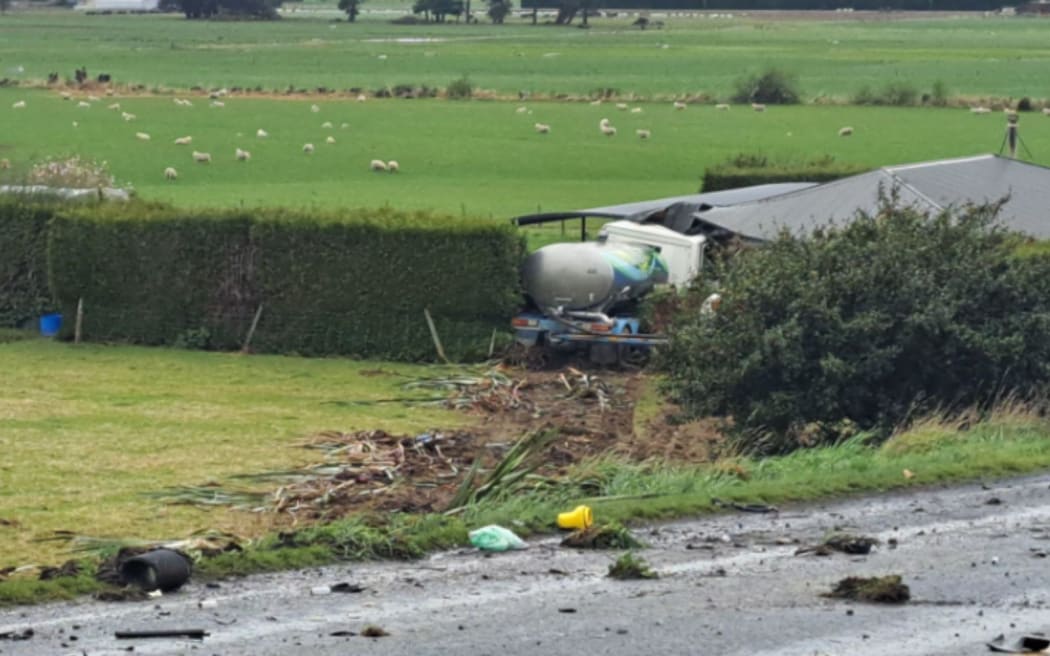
338 0 362 21
485 0 511 23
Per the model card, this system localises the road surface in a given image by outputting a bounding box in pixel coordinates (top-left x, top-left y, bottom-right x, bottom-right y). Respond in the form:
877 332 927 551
3 473 1050 655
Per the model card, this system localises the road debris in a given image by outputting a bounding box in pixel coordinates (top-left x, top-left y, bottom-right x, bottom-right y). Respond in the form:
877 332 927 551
119 548 192 592
361 625 389 638
37 559 81 580
987 632 1050 653
796 533 880 556
330 582 367 593
114 629 209 640
712 498 778 514
823 575 910 603
468 525 528 552
561 522 644 550
556 504 594 530
0 628 34 641
607 552 658 580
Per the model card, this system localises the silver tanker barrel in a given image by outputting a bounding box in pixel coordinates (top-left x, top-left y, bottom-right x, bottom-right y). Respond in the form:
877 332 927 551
521 241 669 313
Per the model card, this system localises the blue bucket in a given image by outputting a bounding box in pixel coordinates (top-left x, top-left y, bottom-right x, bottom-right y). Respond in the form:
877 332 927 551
39 313 63 337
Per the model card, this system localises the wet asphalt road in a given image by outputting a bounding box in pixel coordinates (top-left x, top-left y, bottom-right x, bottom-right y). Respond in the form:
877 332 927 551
3 473 1050 655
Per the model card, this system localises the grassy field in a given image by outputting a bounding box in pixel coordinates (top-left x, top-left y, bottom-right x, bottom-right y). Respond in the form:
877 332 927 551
0 337 465 567
2 11 1050 100
4 86 1049 216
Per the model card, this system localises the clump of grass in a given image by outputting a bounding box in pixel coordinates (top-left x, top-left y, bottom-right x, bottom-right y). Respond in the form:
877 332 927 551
823 575 910 603
561 522 644 550
607 552 658 580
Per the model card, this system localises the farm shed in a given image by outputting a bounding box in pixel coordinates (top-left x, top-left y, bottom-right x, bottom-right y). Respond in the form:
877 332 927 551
519 155 1050 242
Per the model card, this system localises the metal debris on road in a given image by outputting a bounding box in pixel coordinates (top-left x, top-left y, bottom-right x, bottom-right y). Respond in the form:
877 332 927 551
986 632 1050 653
796 533 879 556
114 629 209 640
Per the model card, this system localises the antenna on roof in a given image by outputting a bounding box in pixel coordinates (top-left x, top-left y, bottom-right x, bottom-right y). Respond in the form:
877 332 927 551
999 112 1033 160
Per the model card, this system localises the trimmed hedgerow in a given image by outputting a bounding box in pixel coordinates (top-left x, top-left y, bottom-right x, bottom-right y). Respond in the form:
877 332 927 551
702 153 868 192
250 207 523 361
0 197 60 329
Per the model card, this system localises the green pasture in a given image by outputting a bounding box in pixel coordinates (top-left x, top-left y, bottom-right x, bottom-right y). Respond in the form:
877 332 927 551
0 337 465 568
1 12 1050 100
3 87 1049 216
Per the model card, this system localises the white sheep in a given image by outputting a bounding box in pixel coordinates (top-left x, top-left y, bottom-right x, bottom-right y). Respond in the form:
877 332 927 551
78 101 91 108
135 132 151 141
164 166 178 180
107 102 121 111
1043 107 1050 116
370 159 388 171
192 151 212 163
210 100 225 108
0 158 10 170
589 99 602 106
630 107 643 114
751 103 767 112
122 112 136 121
356 94 367 102
715 103 730 110
87 95 100 102
387 160 399 173
636 128 651 139
303 143 315 154
235 147 251 161
321 121 333 128
72 121 78 128
838 126 854 137
60 92 72 100
601 125 617 136
325 136 336 144
256 129 269 138
174 136 193 145
599 118 611 130
615 102 628 110
516 106 528 114
340 122 349 129
12 100 26 109
310 104 320 113
673 101 687 110
534 123 550 134
174 98 193 107
970 106 991 114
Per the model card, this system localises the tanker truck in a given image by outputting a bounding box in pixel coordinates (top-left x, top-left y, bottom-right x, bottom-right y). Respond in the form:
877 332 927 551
509 183 814 365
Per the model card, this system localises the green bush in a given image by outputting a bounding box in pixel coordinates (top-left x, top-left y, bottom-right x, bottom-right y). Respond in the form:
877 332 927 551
852 81 919 106
250 207 523 360
657 198 1050 454
730 68 801 105
446 75 474 100
0 197 60 329
47 203 257 349
702 153 868 192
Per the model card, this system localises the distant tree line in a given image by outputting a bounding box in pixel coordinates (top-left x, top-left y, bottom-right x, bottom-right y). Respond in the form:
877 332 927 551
523 0 1005 10
167 0 282 19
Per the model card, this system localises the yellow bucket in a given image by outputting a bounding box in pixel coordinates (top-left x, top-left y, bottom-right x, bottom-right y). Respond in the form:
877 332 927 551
556 505 593 530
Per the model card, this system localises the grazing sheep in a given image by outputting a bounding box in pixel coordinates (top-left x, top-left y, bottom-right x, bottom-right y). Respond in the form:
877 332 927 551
107 102 120 110
135 132 151 141
72 121 78 128
534 123 551 134
303 143 315 154
78 101 91 108
599 118 611 129
0 158 10 170
256 129 268 138
87 95 100 102
321 121 333 128
970 106 991 114
615 102 628 110
122 112 136 121
174 98 193 107
174 136 193 145
370 159 388 171
235 148 251 161
715 103 730 110
210 100 225 108
387 160 399 173
356 94 367 102
630 107 643 114
340 122 349 129
60 92 72 100
1043 107 1050 116
838 126 854 137
673 101 686 110
310 104 320 113
164 166 178 180
589 99 602 106
516 106 528 114
12 100 26 109
325 136 336 144
751 103 767 112
601 125 617 136
192 151 212 163
636 128 651 139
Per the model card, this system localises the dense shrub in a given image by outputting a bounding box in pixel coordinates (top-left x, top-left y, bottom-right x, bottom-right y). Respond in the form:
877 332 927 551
0 198 59 329
250 207 523 360
446 75 474 100
730 68 801 105
852 81 919 106
702 153 868 192
657 197 1050 454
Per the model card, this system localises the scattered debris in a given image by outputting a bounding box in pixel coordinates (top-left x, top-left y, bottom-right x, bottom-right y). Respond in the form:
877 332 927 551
986 497 1004 506
38 559 81 580
556 504 594 530
607 552 658 580
93 588 150 602
468 525 528 552
114 629 209 640
361 625 389 638
796 533 879 556
0 628 34 641
557 607 577 613
119 548 193 592
987 632 1050 653
712 498 778 514
823 575 910 604
561 522 644 550
330 630 357 637
330 582 366 593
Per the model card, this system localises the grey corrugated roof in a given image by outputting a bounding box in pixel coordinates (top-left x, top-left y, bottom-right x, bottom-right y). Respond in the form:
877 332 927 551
578 183 817 217
695 154 1050 241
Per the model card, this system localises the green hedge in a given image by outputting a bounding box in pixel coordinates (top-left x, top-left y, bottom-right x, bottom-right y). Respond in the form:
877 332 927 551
0 198 59 329
46 204 523 361
48 203 257 349
251 208 523 360
702 154 869 193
